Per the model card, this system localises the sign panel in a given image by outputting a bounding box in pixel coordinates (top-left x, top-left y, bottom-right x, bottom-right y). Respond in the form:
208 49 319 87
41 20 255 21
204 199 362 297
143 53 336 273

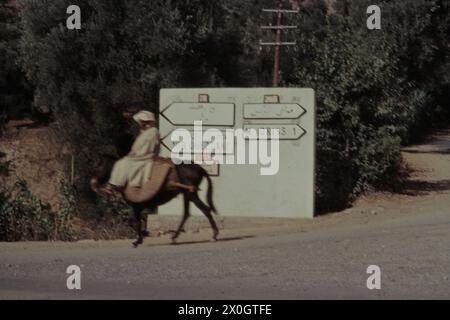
161 102 235 126
243 124 306 140
244 103 306 119
161 129 234 154
159 88 315 219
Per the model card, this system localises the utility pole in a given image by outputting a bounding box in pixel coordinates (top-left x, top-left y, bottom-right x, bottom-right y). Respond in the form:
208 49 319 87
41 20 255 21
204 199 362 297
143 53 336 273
260 2 299 87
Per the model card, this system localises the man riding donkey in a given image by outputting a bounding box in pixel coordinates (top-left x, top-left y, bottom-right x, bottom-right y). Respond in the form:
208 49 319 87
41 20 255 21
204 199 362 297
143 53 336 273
99 110 197 197
92 110 219 247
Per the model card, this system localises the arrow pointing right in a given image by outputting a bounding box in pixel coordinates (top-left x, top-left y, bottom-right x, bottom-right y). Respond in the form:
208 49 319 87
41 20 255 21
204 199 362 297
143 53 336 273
244 103 306 119
243 124 306 140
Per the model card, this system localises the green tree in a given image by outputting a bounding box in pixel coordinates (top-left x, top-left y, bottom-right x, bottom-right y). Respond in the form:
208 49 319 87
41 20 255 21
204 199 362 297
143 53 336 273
18 0 248 193
0 0 33 135
282 0 449 211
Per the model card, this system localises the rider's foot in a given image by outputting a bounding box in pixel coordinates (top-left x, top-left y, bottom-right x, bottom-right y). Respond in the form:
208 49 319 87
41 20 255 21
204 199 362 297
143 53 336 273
187 185 198 193
99 187 115 197
99 184 124 198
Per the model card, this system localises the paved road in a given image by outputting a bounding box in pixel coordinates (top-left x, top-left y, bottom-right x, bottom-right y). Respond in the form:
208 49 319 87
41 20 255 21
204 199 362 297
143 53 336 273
0 205 449 299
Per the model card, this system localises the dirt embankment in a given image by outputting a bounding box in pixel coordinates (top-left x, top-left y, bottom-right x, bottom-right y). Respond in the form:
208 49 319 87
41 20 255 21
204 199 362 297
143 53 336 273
0 122 67 210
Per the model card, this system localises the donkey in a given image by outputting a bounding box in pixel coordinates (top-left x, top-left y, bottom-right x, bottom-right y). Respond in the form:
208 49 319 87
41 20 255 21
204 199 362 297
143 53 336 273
90 155 219 247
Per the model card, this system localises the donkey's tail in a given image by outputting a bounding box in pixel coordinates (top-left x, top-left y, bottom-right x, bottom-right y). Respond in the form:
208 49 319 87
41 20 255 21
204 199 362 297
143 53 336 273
204 171 218 214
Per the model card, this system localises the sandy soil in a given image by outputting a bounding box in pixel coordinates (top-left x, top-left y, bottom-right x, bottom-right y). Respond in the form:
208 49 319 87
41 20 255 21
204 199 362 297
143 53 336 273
0 122 66 209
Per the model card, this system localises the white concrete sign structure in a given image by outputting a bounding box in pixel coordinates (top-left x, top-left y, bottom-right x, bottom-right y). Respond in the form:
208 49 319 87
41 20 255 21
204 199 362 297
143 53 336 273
159 88 315 218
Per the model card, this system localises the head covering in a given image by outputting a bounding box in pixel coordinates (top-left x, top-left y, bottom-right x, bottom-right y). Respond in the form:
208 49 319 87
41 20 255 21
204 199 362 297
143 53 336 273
133 110 156 123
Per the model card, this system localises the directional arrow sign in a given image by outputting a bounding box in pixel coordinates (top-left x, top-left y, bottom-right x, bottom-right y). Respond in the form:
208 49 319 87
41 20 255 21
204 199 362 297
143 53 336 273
243 124 306 140
162 103 235 126
161 129 234 154
244 103 306 119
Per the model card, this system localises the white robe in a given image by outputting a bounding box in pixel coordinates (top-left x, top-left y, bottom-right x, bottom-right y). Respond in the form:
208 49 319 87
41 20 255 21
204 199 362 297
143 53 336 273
109 127 160 187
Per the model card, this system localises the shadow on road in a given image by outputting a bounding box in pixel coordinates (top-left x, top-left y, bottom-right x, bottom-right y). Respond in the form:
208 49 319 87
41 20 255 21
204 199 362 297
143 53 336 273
400 179 450 196
171 235 255 246
402 149 450 155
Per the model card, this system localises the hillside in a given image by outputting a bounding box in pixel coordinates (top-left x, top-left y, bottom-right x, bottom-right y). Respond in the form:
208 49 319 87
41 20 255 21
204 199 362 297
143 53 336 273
0 122 65 210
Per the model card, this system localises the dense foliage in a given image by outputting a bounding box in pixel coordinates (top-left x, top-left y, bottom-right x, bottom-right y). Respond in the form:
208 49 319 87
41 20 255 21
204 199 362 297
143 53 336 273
285 0 450 210
0 180 75 241
15 0 450 214
0 0 33 135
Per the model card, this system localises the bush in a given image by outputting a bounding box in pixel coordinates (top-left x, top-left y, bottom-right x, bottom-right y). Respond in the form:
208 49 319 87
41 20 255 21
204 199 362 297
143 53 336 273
0 180 75 241
283 0 449 212
0 177 139 241
87 197 135 240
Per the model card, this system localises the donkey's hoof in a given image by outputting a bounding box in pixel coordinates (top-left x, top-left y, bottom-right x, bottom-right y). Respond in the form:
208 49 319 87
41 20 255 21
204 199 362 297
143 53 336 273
212 230 219 241
171 237 178 245
132 240 142 248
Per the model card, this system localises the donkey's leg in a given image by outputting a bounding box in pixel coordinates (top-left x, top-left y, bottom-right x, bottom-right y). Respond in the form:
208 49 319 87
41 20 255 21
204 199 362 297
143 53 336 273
191 193 219 241
132 206 144 248
168 181 198 193
141 208 151 238
172 195 191 243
